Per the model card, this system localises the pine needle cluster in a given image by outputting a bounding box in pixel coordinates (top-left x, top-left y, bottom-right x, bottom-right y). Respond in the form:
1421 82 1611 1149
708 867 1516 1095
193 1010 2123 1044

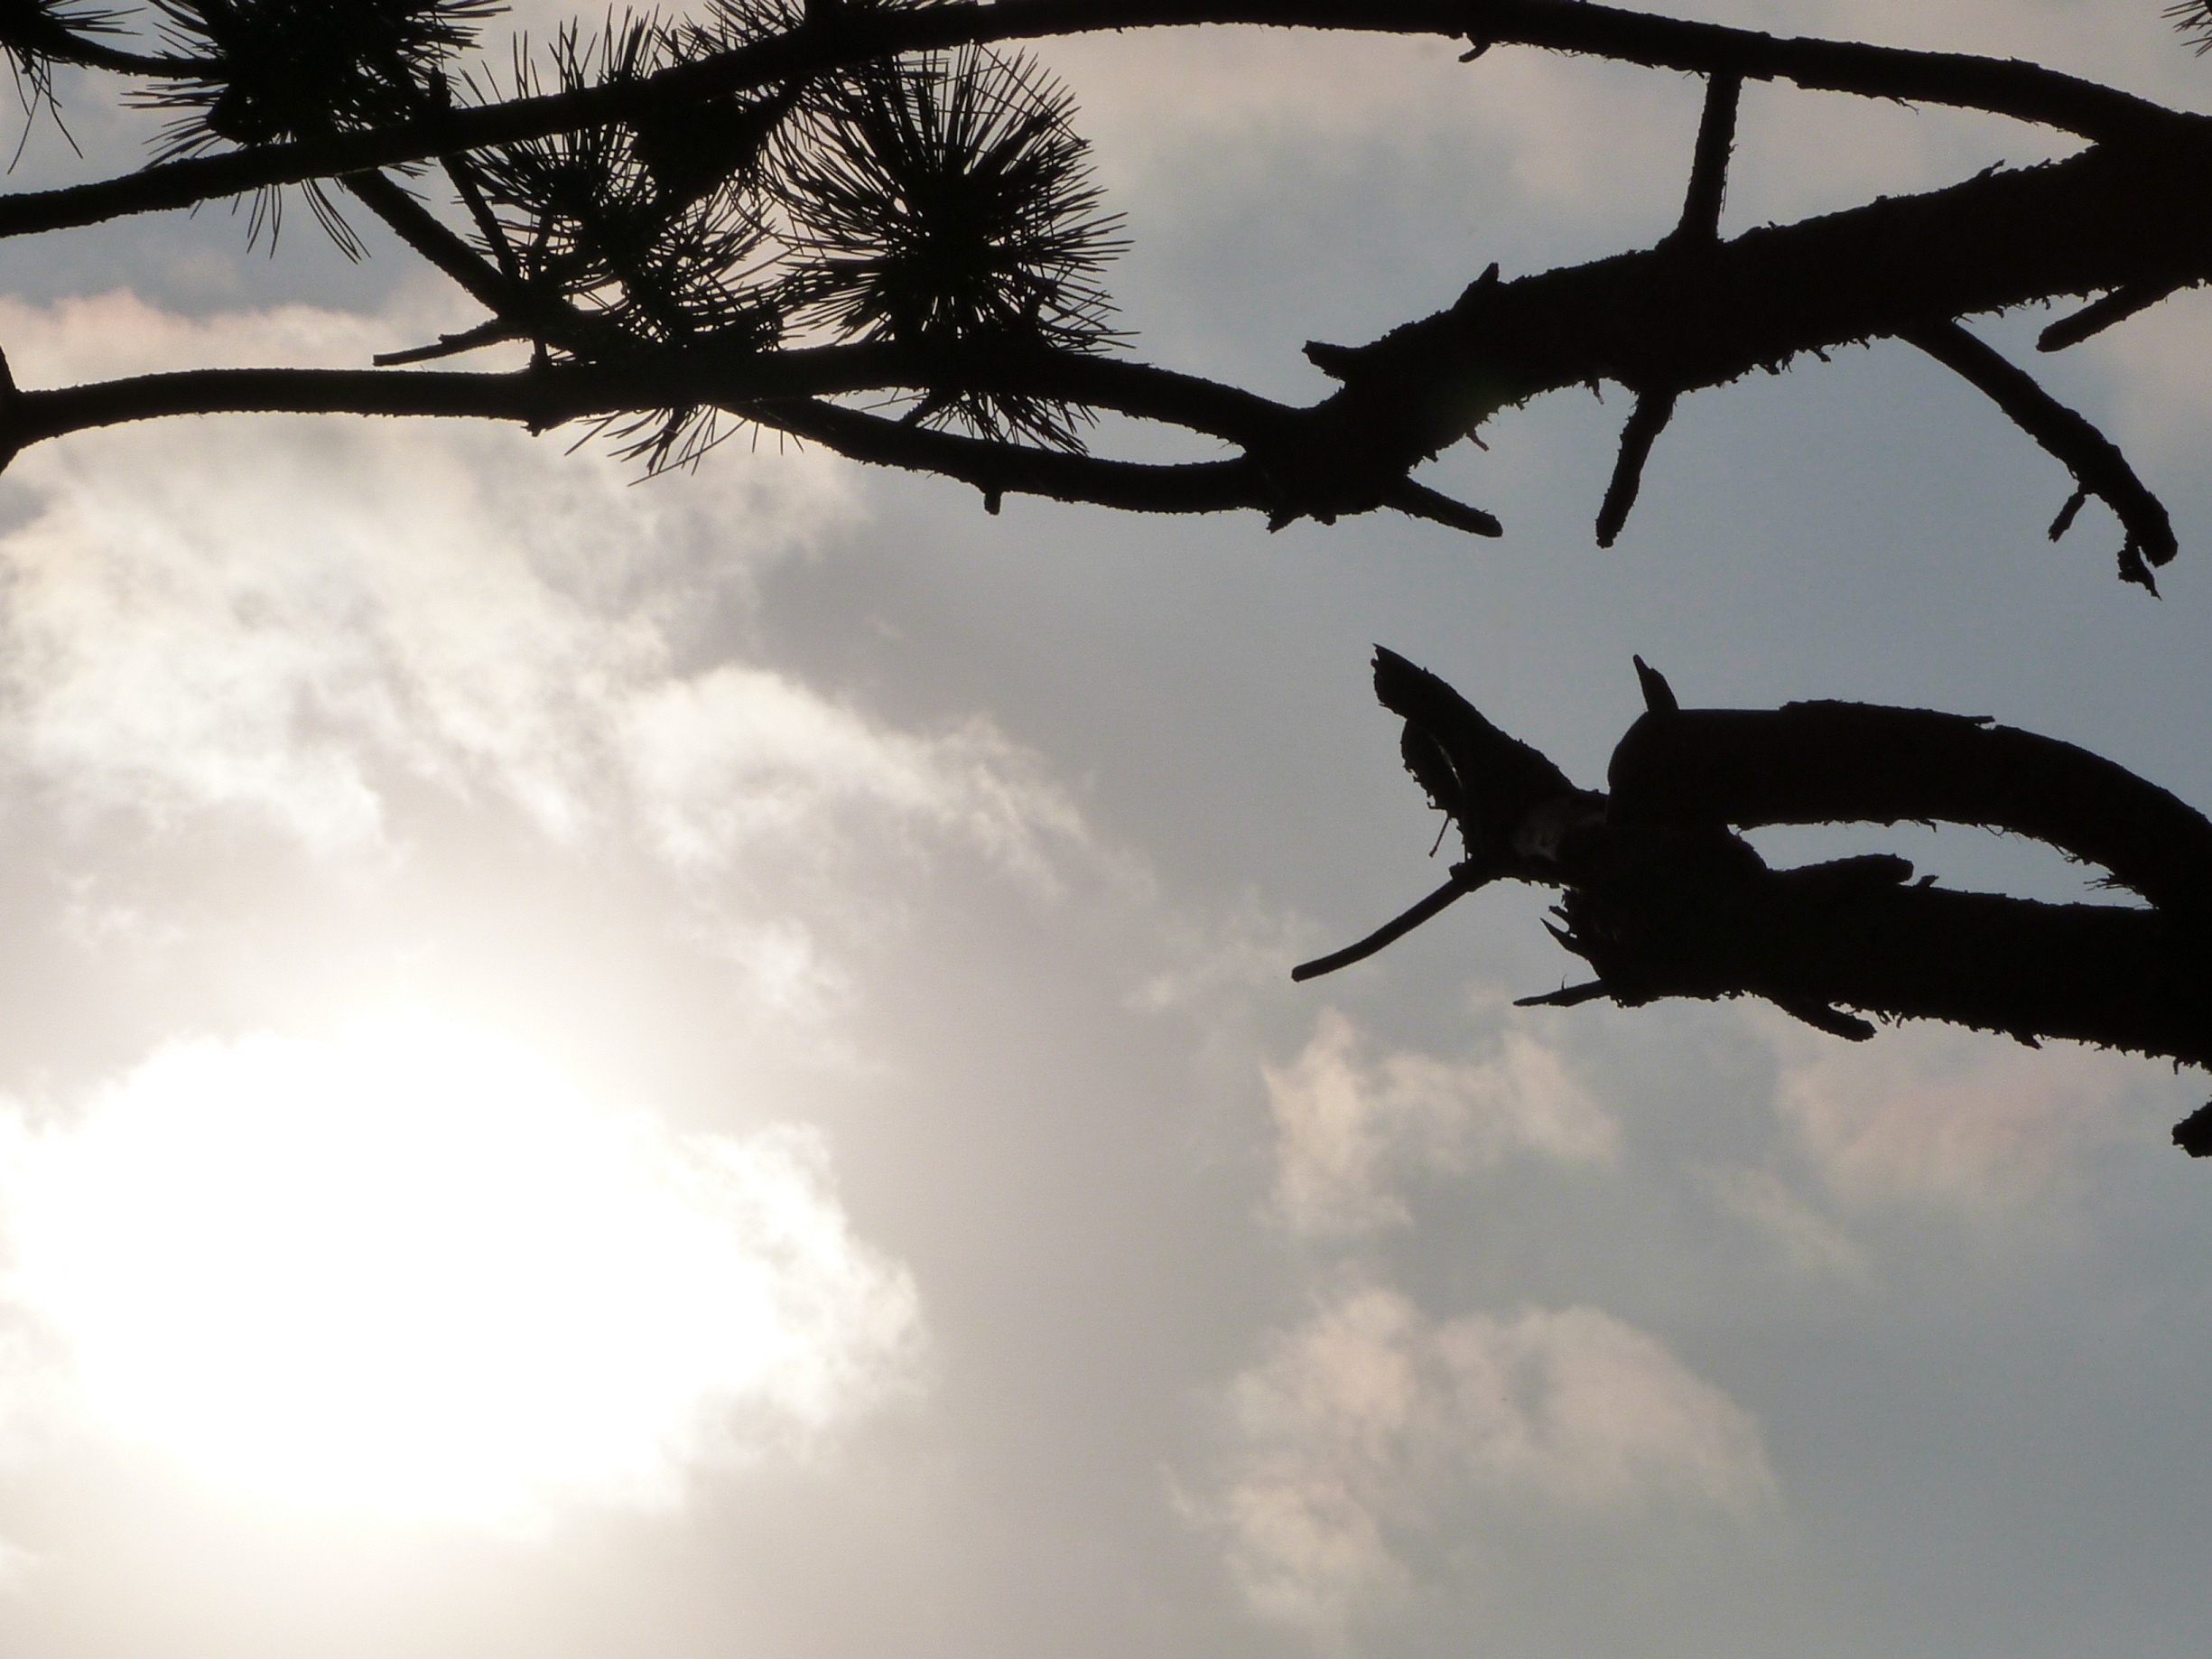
469 8 1124 457
14 0 1128 457
138 0 497 247
772 45 1126 447
2 0 128 137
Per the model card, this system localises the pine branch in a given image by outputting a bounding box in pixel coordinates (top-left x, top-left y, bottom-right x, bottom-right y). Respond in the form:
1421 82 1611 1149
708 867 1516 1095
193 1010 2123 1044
1341 653 2212 1071
1292 135 2212 545
5 56 2207 560
0 0 2179 242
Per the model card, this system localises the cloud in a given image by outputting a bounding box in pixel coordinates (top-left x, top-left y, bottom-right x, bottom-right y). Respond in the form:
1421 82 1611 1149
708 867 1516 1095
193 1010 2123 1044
1195 1285 1775 1633
1046 0 2194 238
1262 1008 1616 1236
0 293 1095 941
0 1014 924 1527
1705 1164 1871 1284
622 664 1088 889
1761 1013 2194 1210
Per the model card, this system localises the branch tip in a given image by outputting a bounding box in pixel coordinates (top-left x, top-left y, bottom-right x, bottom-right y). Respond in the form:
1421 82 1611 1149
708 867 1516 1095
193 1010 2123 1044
1771 996 1878 1042
1383 479 1502 537
2038 277 2191 352
1904 320 2176 584
1515 981 1612 1008
1632 655 1678 713
1595 389 1678 546
2047 486 2087 541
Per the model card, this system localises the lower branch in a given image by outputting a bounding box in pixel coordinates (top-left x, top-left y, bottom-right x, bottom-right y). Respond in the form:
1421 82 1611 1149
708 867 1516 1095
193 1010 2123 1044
746 396 1269 516
1324 650 2212 1080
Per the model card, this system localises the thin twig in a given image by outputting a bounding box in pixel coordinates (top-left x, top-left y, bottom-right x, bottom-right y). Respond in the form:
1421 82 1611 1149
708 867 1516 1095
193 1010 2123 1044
1291 876 1473 982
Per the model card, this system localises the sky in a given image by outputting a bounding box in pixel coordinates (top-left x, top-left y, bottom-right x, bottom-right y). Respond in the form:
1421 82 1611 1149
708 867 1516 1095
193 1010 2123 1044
0 3 2209 1656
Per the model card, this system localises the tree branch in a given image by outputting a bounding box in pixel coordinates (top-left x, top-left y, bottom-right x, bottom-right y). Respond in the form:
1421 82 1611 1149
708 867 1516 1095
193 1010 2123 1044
1291 874 1475 982
1293 135 2212 547
748 396 1286 519
1671 70 1741 247
1594 389 1677 547
10 112 2208 559
1901 318 2177 589
2039 276 2195 351
0 0 2177 242
1338 652 2212 1073
1606 699 2212 918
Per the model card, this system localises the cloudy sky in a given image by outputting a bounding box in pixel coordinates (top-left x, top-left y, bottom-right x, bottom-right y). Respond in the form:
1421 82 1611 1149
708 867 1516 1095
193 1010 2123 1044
0 3 2209 1656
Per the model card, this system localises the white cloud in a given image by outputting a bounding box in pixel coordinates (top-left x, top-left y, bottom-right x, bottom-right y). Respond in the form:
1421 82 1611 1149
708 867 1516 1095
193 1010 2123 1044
1196 1285 1775 1634
622 664 1088 888
0 1014 924 1527
0 292 1094 922
1262 1008 1615 1236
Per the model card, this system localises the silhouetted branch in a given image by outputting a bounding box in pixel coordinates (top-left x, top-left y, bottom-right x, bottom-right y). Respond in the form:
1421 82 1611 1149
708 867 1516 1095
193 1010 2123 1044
371 320 526 368
339 169 516 318
1328 652 2212 1081
1901 318 2177 589
1606 700 2212 918
1671 70 1741 246
1512 981 1613 1009
2039 277 2195 351
1314 140 2212 511
1380 479 1503 537
1291 874 1475 982
1594 390 1678 547
0 3 2202 568
0 0 2179 243
748 396 1274 517
0 10 178 79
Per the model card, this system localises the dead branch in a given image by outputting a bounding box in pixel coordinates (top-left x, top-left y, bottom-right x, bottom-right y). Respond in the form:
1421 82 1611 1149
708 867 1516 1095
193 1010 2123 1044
1299 650 2212 1141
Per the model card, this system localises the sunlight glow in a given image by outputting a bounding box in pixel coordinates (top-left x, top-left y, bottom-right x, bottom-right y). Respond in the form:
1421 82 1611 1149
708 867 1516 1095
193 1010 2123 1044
0 1017 921 1526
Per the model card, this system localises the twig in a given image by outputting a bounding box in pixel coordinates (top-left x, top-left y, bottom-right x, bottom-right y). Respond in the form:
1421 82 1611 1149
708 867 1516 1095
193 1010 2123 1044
1671 70 1742 245
1513 981 1612 1007
1901 318 2176 590
1594 389 1678 547
2038 276 2195 351
1291 876 1473 982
